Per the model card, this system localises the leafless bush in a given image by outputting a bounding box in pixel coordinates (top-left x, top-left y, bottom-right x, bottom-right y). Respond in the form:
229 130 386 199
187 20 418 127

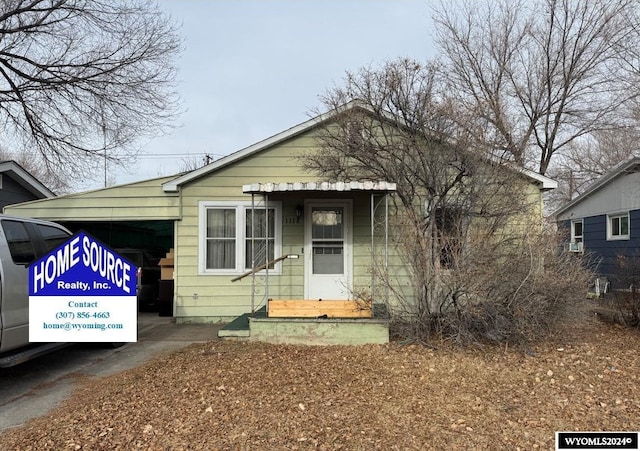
596 290 640 327
389 227 595 346
306 58 595 347
594 255 640 327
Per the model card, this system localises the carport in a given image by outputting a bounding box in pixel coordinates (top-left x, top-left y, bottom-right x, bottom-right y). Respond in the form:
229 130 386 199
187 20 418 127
58 220 173 250
3 174 180 246
3 174 181 313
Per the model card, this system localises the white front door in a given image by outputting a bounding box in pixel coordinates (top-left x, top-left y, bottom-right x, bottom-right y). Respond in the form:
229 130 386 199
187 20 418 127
304 201 352 300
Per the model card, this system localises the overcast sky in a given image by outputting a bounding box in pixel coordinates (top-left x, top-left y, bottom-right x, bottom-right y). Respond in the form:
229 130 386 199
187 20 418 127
104 0 437 189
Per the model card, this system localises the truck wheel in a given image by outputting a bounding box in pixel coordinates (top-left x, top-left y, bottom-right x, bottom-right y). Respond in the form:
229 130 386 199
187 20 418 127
107 342 125 348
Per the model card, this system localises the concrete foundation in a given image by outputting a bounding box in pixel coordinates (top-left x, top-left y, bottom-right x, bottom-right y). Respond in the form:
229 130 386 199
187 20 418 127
248 317 389 345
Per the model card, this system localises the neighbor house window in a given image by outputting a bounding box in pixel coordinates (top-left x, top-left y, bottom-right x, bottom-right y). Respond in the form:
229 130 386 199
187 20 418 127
199 201 281 274
571 220 583 243
608 213 629 240
566 219 584 252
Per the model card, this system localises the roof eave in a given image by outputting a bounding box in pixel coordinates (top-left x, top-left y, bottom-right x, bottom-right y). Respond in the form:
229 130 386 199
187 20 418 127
519 167 558 191
0 161 55 198
161 101 381 193
161 105 365 193
554 156 640 218
161 101 558 193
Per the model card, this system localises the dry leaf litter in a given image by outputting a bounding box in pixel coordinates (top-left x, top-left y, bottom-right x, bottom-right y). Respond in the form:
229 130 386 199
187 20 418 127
1 314 639 450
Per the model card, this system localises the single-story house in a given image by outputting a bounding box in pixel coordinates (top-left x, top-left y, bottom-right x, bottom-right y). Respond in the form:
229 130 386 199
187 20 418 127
556 157 640 288
0 160 55 208
5 104 557 329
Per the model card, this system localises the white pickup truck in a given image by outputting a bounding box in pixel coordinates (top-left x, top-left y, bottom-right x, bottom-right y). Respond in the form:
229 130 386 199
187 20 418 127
0 214 77 367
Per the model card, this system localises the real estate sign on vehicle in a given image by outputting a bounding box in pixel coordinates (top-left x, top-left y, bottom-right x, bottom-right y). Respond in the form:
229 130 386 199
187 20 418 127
29 231 137 342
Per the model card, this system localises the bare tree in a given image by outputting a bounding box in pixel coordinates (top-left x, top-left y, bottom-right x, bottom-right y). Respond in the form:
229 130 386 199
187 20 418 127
433 0 640 176
0 0 181 187
305 58 590 345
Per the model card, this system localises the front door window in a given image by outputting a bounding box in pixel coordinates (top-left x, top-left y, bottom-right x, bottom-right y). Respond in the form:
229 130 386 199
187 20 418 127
312 207 344 275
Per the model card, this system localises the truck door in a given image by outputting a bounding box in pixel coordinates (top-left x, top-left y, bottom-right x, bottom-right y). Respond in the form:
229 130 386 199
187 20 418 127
0 220 37 352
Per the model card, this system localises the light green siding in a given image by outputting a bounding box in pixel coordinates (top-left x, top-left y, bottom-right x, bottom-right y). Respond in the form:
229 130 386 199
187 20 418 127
0 112 549 325
4 175 181 221
173 131 388 321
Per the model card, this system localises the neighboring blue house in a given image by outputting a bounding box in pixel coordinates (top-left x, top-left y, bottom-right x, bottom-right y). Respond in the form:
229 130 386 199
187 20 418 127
0 160 55 209
556 157 640 288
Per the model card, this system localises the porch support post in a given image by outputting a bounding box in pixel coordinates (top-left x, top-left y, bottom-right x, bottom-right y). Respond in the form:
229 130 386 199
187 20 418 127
385 192 389 304
371 192 375 305
251 193 256 314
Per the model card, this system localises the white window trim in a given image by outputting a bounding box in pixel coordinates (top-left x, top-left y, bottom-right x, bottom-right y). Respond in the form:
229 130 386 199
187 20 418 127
607 212 630 241
198 200 282 275
571 219 583 243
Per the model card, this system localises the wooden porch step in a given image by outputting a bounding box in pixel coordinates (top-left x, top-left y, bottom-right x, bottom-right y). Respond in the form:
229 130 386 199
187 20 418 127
268 299 372 318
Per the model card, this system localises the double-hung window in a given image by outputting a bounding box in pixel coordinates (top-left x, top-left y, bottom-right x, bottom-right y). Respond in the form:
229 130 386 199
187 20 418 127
199 201 281 274
571 220 583 243
434 206 464 269
608 212 630 240
245 208 275 270
567 219 584 252
205 208 237 270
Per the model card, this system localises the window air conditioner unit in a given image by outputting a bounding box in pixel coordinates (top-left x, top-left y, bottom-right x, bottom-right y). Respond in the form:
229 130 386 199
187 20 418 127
565 242 583 252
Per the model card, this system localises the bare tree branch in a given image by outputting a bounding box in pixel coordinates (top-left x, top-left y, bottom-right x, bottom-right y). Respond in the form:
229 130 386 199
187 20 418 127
433 0 640 175
0 0 181 186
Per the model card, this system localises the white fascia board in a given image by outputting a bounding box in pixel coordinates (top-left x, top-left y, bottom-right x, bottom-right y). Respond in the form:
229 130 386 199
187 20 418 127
520 168 558 190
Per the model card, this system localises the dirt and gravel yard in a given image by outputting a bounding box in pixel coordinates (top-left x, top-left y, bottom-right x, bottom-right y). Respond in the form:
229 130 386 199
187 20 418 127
1 313 639 450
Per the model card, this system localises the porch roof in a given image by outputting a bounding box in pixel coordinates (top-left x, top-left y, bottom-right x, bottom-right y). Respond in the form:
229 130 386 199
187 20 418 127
242 180 396 194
